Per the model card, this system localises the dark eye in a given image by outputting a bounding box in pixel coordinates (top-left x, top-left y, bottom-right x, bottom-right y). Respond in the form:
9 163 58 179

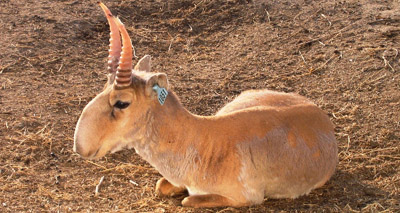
114 101 130 109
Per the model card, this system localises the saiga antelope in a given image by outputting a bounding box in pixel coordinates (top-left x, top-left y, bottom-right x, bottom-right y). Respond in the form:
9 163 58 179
73 3 338 208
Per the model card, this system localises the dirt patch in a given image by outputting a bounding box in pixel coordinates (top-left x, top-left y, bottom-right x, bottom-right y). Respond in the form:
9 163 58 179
0 0 399 212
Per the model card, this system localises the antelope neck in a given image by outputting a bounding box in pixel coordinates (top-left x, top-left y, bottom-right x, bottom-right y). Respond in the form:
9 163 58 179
133 92 211 185
152 91 206 147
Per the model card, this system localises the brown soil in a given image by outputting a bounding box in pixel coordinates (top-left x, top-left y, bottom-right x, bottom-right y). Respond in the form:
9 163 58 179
0 0 399 212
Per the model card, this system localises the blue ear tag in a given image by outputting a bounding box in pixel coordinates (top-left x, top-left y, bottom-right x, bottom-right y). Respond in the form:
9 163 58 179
152 84 168 105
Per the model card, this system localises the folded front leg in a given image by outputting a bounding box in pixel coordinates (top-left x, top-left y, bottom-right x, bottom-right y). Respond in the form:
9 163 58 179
182 194 248 208
155 177 187 197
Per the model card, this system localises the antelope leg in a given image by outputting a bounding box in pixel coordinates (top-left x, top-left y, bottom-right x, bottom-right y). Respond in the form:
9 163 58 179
155 177 187 197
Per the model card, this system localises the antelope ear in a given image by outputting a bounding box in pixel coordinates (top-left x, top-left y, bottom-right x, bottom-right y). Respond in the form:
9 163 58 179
145 73 168 97
134 55 151 72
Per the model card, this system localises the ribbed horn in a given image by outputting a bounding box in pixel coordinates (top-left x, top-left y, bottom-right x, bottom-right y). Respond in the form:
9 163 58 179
114 16 133 88
98 2 121 74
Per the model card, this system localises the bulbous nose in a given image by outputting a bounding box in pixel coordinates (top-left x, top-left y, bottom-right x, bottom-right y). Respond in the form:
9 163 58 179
74 120 99 158
73 92 108 159
73 138 96 158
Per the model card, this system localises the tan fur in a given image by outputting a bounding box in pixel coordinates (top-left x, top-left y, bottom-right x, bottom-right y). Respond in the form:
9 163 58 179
74 56 338 207
156 177 186 197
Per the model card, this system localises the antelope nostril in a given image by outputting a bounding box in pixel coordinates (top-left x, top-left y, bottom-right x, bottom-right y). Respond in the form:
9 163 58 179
74 141 92 157
73 139 101 159
92 147 101 158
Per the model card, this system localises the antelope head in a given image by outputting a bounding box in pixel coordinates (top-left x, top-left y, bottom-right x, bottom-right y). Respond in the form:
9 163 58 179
73 3 168 159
